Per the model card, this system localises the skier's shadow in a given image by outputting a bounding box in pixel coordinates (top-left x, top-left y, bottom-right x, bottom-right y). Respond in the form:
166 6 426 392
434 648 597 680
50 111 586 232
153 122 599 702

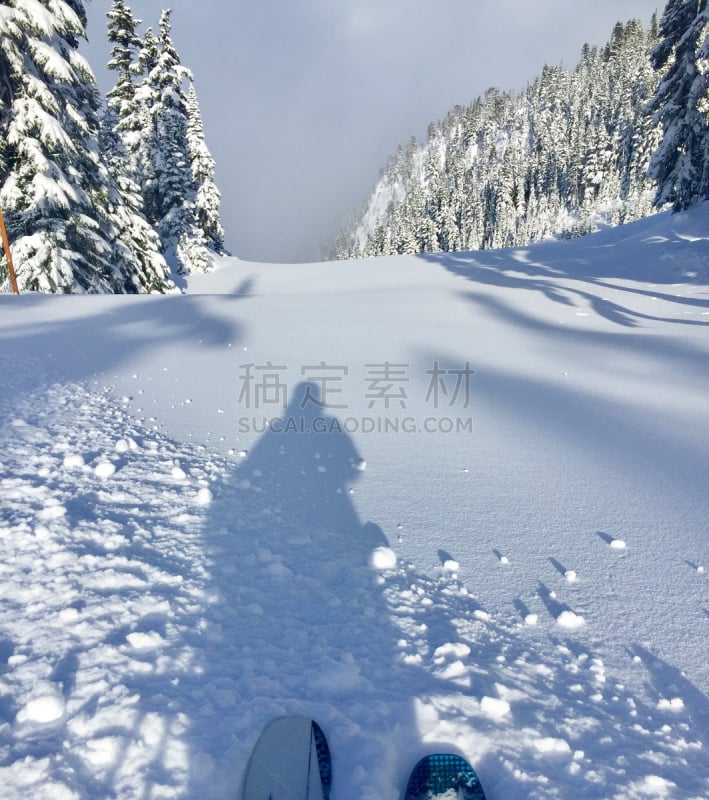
235 381 369 536
192 382 411 798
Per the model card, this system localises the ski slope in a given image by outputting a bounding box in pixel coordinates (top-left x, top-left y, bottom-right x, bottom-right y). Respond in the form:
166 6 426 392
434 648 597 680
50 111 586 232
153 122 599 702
0 207 707 799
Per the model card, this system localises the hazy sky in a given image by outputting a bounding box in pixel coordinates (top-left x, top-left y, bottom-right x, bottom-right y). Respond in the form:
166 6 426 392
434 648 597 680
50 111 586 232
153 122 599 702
82 1 662 262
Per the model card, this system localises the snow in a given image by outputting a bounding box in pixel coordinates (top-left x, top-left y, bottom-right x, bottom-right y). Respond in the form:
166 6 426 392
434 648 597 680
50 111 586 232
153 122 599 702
1 207 708 798
370 546 397 570
533 737 572 755
556 610 586 629
480 696 511 719
17 694 65 725
196 487 213 506
94 460 116 478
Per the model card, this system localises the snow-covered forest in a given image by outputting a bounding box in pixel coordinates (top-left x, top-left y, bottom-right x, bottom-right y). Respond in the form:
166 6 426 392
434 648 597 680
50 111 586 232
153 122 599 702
336 8 709 259
0 0 224 294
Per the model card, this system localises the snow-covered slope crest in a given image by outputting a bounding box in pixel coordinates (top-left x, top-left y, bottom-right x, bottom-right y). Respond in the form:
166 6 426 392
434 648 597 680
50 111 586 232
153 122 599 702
0 208 707 799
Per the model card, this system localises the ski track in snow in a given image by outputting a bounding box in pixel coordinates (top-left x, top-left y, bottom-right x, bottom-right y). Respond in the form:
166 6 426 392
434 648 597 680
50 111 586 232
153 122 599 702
0 373 706 799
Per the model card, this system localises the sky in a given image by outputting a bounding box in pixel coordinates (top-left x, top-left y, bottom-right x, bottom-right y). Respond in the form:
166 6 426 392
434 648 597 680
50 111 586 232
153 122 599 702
82 1 663 263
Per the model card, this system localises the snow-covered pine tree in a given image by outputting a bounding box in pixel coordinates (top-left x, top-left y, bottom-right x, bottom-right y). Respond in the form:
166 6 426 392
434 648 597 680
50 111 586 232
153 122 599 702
135 10 212 274
0 11 10 180
99 106 171 292
0 0 168 293
185 85 226 254
105 0 143 178
103 0 170 292
0 0 116 292
133 25 160 227
648 0 709 210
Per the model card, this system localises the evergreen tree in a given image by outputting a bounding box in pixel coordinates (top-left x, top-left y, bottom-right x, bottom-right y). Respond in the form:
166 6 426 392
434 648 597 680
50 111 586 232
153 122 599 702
186 85 226 253
648 0 709 210
103 0 170 290
0 12 11 180
106 0 141 107
99 107 171 292
105 0 144 180
134 10 212 273
133 25 160 226
150 12 193 223
0 0 167 293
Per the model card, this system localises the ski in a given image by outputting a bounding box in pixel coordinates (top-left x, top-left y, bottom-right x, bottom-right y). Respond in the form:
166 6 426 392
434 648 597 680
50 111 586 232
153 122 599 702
404 753 487 800
242 716 331 800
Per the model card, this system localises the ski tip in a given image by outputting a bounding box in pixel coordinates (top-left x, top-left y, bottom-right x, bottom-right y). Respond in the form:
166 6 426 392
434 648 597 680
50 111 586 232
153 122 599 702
404 753 487 800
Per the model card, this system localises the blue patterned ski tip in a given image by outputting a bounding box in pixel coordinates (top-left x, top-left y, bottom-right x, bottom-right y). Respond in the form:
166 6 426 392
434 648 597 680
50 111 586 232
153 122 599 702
404 753 486 800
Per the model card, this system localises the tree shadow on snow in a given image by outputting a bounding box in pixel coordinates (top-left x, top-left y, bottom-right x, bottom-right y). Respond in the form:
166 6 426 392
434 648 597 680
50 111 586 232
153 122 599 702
418 210 709 332
0 292 245 417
